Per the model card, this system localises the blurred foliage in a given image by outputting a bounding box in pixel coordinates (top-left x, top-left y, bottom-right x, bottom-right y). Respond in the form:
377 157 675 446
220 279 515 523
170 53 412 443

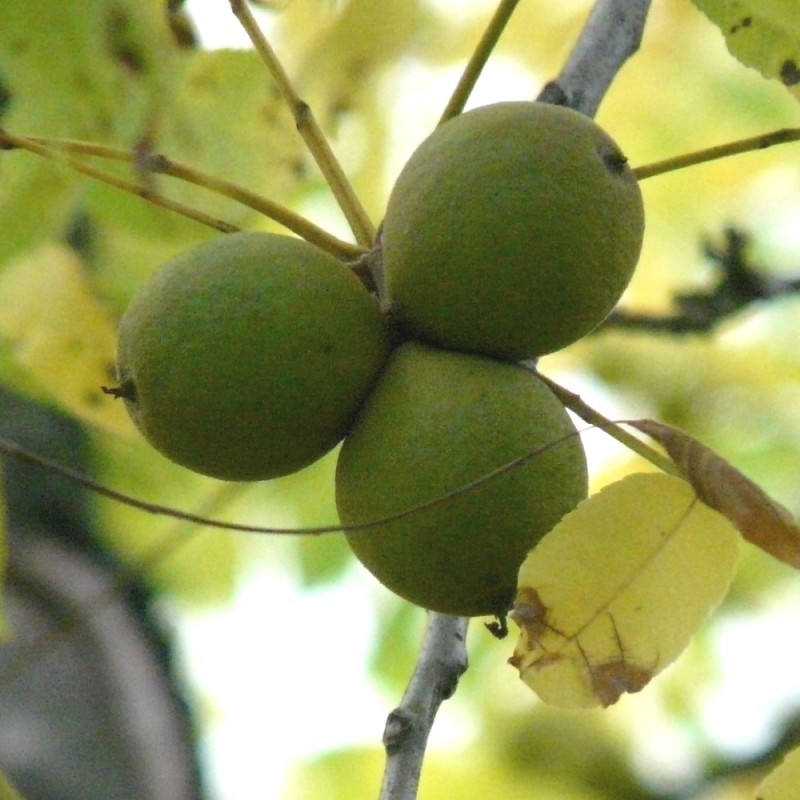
0 0 799 799
754 745 800 800
691 0 800 102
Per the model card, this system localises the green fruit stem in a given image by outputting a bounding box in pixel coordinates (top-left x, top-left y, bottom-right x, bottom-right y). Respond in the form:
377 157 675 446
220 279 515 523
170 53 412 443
228 0 377 248
6 132 366 261
634 128 800 180
534 370 679 476
437 0 523 124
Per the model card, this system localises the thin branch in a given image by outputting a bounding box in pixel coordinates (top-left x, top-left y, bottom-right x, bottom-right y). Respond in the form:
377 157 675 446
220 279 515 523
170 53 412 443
0 129 239 234
537 0 652 117
0 423 586 537
533 373 680 476
437 0 523 124
379 614 469 800
11 134 365 260
228 0 377 247
633 128 800 180
602 227 800 334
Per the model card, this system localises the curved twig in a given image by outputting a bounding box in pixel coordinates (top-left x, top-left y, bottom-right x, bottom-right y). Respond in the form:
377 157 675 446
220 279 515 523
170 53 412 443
0 129 238 234
1 131 365 260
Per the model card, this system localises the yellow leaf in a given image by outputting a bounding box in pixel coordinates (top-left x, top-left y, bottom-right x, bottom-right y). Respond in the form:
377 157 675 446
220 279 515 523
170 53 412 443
690 0 800 100
0 243 132 435
510 473 739 709
755 746 800 800
629 419 800 569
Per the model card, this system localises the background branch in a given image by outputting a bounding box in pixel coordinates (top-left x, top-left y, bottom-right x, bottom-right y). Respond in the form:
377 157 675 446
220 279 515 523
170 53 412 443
602 227 800 334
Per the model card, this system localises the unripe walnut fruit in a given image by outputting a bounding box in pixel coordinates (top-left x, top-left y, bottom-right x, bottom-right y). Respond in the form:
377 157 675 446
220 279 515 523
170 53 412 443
382 101 645 359
114 232 390 481
336 342 588 617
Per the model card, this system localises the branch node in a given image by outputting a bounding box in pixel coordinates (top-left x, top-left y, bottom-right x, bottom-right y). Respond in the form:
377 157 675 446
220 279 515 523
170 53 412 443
383 709 414 754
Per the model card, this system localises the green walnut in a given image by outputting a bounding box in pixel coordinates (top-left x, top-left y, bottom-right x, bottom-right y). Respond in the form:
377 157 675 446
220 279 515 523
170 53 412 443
382 101 645 360
336 342 588 617
112 232 390 481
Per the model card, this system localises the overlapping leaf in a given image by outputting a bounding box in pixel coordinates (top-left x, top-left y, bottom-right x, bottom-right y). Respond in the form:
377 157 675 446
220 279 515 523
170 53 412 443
691 0 800 100
0 244 131 434
510 473 739 709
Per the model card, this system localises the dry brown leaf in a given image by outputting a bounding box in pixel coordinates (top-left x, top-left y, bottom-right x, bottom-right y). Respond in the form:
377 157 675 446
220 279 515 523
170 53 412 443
628 419 800 569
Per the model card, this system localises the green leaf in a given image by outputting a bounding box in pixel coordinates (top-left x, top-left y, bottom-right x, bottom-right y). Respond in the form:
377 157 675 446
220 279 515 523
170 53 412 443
510 473 740 709
0 243 130 434
690 0 800 99
755 746 800 799
0 0 180 262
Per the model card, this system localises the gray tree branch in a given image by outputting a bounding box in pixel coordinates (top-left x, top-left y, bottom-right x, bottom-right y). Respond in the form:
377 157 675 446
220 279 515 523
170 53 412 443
538 0 653 117
377 2 654 799
379 613 469 800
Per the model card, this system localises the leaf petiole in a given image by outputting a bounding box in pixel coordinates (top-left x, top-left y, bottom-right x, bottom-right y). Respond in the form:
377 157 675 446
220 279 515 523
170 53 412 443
535 371 679 476
7 133 365 260
0 129 238 234
634 127 800 180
